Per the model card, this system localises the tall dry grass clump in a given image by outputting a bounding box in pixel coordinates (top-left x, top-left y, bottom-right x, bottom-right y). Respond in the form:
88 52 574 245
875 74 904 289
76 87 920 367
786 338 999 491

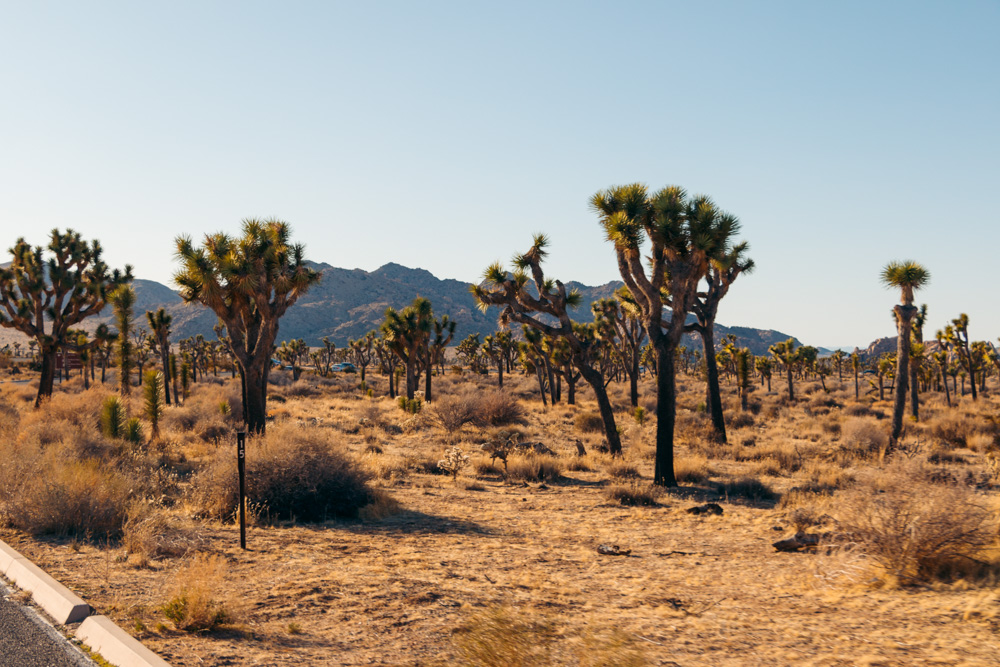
162 554 235 632
839 418 888 460
188 422 383 522
433 388 523 431
836 460 997 585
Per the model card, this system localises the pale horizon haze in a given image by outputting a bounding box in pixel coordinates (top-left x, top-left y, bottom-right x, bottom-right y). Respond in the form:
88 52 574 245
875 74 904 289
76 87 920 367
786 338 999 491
1 1 997 350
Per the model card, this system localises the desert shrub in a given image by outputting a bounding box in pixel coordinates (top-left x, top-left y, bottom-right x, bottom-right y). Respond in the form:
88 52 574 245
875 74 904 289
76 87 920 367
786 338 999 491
716 477 778 503
0 443 135 539
604 461 639 480
574 412 604 434
188 423 378 522
674 455 709 484
123 504 203 563
100 395 127 439
928 413 976 448
397 396 423 414
434 389 523 431
836 461 996 584
506 454 563 482
438 446 470 481
604 482 660 506
162 554 234 632
840 418 888 459
727 411 755 429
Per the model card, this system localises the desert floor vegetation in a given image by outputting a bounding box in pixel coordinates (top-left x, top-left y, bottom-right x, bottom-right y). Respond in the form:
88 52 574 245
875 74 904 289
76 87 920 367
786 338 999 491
2 369 1000 665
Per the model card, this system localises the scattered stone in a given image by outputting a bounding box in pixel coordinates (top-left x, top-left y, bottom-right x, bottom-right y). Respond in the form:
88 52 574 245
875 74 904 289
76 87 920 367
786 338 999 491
772 532 822 552
597 544 631 556
686 503 723 516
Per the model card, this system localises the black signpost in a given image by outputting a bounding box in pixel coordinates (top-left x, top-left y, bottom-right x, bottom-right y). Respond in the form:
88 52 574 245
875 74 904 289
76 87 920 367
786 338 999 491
237 431 246 550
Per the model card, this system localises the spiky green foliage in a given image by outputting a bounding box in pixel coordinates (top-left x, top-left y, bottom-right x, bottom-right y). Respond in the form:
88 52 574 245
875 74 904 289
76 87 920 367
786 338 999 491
143 370 165 441
110 285 136 396
880 260 930 306
174 219 320 433
123 418 143 446
146 307 173 405
0 229 132 406
382 297 435 400
100 395 126 440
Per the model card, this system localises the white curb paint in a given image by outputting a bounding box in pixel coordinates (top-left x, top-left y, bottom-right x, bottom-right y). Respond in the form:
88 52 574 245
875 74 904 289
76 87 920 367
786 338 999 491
5 557 90 624
77 616 172 667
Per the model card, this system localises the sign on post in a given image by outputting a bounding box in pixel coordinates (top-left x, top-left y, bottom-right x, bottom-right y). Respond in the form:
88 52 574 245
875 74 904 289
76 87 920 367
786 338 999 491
237 431 246 550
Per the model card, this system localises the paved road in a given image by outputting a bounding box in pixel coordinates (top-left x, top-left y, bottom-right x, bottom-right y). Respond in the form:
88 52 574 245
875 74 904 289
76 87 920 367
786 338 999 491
0 581 94 667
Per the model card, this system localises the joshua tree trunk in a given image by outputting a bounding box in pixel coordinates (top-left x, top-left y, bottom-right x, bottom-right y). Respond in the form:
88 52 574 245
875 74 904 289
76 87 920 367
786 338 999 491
941 368 952 407
786 365 794 402
654 346 677 487
240 361 269 435
890 305 916 447
424 345 432 402
577 363 621 455
497 360 504 389
629 352 639 408
35 345 57 408
697 323 727 444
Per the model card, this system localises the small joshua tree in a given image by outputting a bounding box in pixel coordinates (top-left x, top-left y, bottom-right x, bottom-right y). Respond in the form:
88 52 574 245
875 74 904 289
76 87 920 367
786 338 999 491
143 370 165 442
111 285 136 397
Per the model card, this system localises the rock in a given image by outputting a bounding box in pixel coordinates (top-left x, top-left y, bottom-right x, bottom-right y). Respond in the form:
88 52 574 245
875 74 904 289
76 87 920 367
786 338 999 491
575 440 587 456
597 544 631 556
772 532 822 552
686 503 723 516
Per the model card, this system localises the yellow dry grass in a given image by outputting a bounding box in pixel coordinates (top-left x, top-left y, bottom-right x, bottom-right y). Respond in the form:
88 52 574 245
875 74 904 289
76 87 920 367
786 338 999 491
2 370 1000 665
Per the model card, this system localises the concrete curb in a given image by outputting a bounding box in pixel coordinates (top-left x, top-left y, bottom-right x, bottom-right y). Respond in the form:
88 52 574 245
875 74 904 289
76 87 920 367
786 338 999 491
77 616 172 667
0 538 171 667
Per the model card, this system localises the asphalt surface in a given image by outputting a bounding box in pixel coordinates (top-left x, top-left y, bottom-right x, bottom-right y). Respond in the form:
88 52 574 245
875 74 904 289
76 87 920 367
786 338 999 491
0 581 94 667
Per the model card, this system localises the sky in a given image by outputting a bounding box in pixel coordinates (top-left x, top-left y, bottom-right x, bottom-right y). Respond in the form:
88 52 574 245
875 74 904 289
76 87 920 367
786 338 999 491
1 1 997 350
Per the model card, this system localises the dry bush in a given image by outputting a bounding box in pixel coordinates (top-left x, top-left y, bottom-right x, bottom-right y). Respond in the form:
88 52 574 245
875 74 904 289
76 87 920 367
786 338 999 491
604 461 639 480
188 423 379 522
604 482 660 506
674 454 710 484
727 411 755 429
163 382 242 434
0 441 134 538
835 461 997 584
162 554 235 632
433 389 523 431
123 504 204 564
454 606 555 666
574 412 604 434
927 412 977 448
716 477 777 503
506 454 563 482
839 418 888 460
966 432 996 453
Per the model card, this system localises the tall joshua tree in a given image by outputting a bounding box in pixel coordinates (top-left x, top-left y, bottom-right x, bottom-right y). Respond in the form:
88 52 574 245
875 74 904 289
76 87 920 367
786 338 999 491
881 260 930 448
592 185 741 484
909 304 927 419
0 230 132 407
687 241 754 443
110 286 137 396
426 314 456 401
769 338 800 401
592 288 647 408
174 219 320 434
146 308 173 405
472 234 623 455
381 297 434 401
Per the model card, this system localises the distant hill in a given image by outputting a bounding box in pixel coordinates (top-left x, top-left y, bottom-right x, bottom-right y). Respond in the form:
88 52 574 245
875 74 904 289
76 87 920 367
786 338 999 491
4 261 807 355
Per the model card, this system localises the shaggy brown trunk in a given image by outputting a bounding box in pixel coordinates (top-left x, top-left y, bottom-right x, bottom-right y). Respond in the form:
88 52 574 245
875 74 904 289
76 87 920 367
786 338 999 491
578 363 621 456
497 361 504 389
629 352 639 408
241 361 269 435
941 368 952 407
160 346 172 406
35 345 57 408
424 346 432 402
890 305 915 448
654 345 677 487
786 365 794 402
698 323 727 444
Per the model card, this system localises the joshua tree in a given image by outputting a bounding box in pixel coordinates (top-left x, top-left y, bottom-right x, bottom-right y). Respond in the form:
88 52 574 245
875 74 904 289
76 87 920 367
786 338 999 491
277 338 308 380
735 347 753 410
146 308 173 405
381 297 434 401
174 219 320 434
143 370 165 442
881 260 930 447
851 351 860 399
482 332 506 388
755 356 772 392
426 315 456 401
831 350 845 382
348 332 377 382
472 234 623 455
0 229 132 407
908 305 927 419
769 338 800 401
687 242 754 443
110 285 137 397
592 185 742 484
592 288 647 408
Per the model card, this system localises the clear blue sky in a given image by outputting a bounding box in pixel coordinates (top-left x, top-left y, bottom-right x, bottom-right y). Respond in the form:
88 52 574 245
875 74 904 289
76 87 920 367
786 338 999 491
1 1 997 349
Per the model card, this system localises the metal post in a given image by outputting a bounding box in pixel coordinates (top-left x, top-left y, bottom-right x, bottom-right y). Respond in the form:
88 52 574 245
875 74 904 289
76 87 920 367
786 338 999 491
237 431 246 550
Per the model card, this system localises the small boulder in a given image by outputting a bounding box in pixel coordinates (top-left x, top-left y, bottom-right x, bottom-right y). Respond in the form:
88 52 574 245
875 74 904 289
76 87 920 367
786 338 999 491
597 544 631 556
686 503 723 516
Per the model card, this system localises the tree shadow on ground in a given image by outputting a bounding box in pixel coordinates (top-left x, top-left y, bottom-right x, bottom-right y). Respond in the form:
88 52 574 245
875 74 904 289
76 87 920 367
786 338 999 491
342 510 492 536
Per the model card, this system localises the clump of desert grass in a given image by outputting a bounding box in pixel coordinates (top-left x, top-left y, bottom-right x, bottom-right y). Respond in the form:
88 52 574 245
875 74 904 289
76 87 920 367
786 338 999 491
161 554 239 632
433 387 524 431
